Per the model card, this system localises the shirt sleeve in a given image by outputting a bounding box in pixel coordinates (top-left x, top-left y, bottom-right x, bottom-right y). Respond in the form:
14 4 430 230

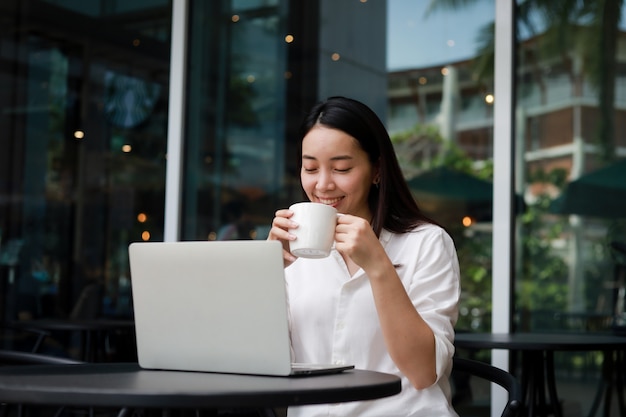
404 225 461 381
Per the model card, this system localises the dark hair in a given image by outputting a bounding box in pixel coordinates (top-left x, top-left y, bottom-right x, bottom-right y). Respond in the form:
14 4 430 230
300 96 434 237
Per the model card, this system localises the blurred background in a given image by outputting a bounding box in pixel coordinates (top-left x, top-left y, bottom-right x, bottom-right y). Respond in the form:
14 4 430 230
0 0 625 414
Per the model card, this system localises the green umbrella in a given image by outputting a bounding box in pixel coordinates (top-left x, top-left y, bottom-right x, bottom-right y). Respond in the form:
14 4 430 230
407 167 494 223
550 159 626 219
407 166 493 203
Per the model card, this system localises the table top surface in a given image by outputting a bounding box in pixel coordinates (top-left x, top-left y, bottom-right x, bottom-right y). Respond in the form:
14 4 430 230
0 362 401 409
455 332 626 351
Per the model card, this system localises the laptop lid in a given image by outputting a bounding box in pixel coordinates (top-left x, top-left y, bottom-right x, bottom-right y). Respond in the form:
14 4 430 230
129 240 297 376
129 240 353 376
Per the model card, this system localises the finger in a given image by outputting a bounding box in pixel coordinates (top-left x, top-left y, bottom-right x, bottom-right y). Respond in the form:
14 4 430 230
275 208 294 219
270 209 296 232
269 225 296 242
283 248 297 265
336 213 350 224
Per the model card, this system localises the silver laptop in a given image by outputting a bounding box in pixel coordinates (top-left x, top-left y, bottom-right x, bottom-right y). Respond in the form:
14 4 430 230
128 240 354 376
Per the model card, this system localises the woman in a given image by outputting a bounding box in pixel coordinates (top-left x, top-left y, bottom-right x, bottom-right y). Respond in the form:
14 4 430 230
268 96 460 416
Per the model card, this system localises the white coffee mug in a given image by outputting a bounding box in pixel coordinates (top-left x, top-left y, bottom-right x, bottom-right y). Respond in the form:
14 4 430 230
288 202 338 258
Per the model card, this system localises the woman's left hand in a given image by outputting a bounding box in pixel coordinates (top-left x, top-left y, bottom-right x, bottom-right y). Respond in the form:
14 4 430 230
334 214 386 270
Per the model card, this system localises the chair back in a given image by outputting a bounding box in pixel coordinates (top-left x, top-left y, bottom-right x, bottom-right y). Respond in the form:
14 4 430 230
0 323 51 353
453 356 522 417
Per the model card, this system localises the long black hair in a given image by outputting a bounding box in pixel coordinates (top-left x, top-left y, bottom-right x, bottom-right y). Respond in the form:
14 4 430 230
300 96 435 237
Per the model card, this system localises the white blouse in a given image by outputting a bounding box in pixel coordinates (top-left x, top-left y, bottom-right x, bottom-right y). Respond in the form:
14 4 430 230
285 223 460 417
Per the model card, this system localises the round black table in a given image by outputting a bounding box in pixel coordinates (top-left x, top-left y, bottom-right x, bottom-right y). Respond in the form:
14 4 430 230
0 362 401 410
454 332 626 417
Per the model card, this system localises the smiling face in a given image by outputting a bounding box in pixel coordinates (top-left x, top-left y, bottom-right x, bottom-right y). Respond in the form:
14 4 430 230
300 125 378 220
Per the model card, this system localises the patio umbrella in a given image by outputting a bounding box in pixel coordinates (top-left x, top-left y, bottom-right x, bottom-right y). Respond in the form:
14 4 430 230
407 166 493 202
550 159 626 219
406 167 494 223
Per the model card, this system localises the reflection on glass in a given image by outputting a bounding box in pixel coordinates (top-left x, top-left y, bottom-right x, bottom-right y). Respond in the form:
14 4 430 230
516 1 626 333
0 1 170 326
184 0 287 242
387 0 495 333
513 3 626 413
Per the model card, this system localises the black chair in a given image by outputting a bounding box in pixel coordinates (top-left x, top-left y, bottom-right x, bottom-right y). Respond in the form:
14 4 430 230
453 356 522 417
0 323 52 353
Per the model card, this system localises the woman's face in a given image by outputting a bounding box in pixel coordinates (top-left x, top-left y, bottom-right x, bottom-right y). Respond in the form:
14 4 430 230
300 125 377 220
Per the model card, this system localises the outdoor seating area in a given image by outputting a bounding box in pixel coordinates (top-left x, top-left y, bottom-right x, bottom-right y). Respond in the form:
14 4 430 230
1 0 626 416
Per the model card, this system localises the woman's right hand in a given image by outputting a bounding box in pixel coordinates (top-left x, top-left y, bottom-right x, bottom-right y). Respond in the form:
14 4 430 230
267 208 298 267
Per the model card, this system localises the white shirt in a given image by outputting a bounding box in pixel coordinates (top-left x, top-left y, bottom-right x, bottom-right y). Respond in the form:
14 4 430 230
285 223 460 417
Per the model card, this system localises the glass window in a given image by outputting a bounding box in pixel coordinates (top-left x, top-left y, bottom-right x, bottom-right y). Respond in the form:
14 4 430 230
515 2 626 415
515 0 626 333
183 0 288 242
0 0 171 324
387 0 495 334
182 0 390 241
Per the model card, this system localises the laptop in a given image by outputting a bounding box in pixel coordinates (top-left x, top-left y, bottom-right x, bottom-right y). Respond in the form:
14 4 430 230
128 240 354 376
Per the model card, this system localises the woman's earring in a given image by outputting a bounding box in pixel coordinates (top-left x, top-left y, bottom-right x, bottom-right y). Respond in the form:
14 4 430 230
373 177 380 189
